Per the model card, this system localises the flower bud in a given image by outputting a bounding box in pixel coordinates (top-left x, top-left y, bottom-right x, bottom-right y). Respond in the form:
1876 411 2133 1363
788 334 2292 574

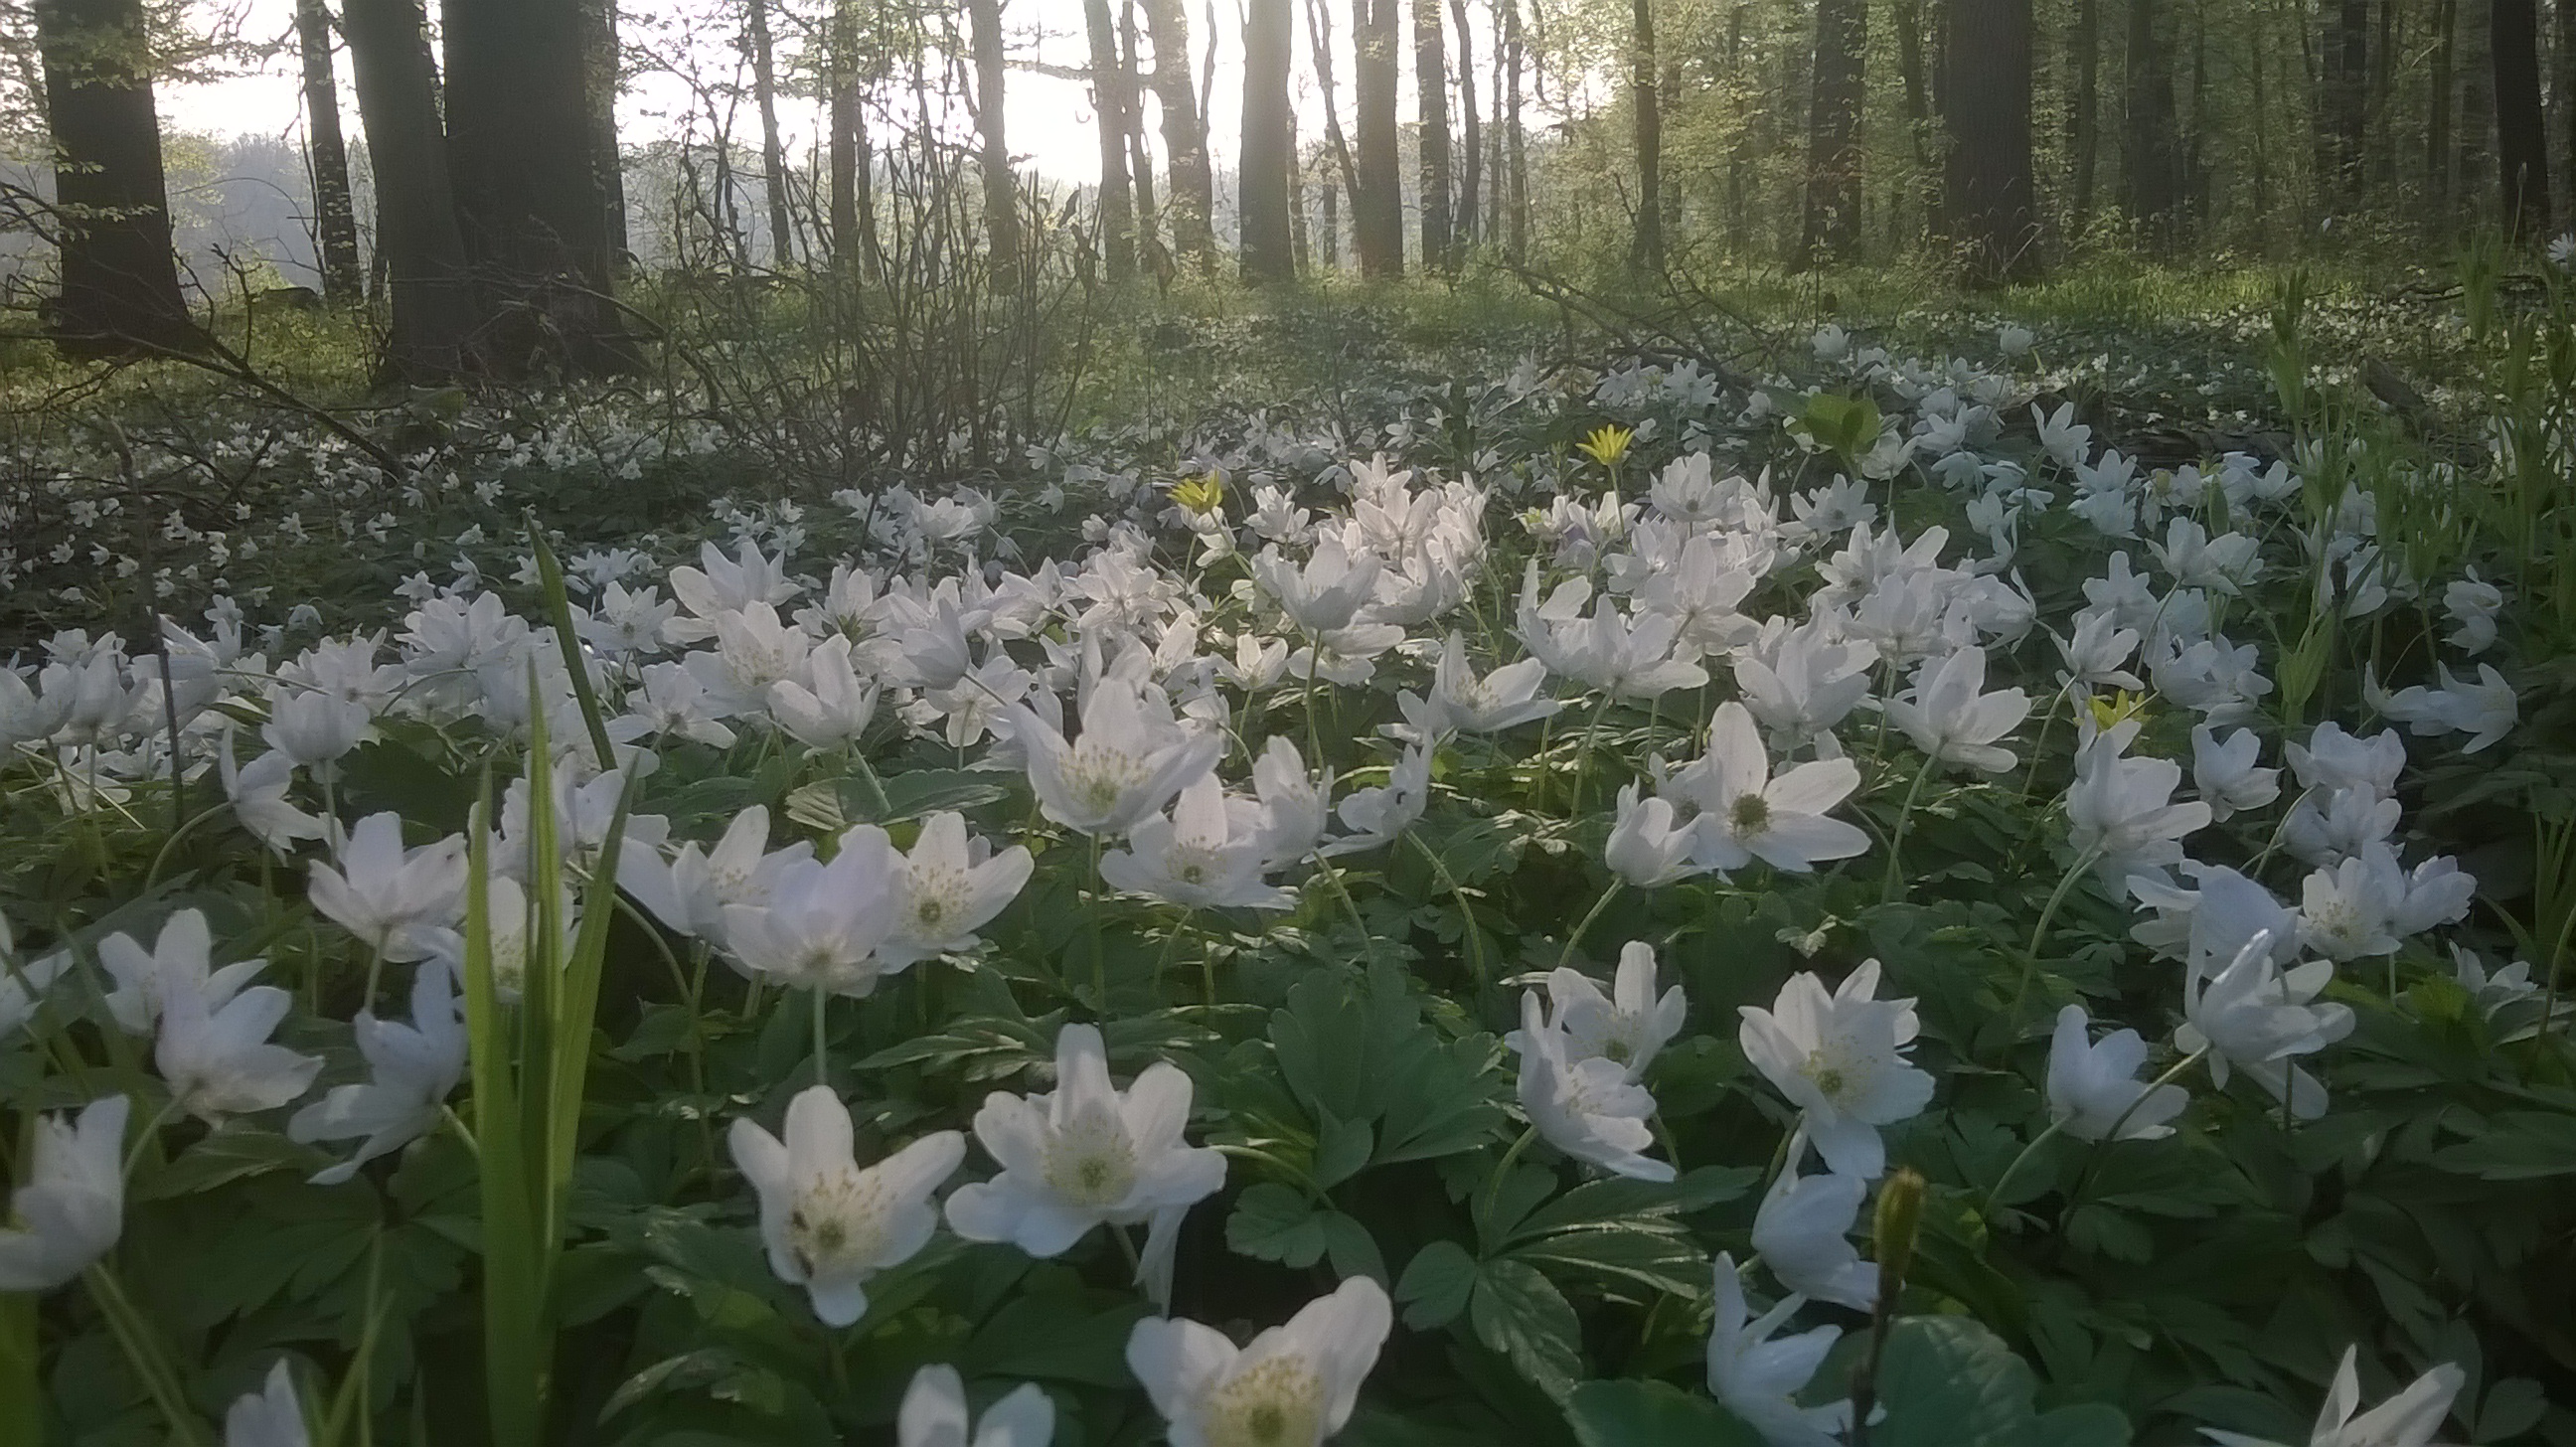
1871 1167 1928 1297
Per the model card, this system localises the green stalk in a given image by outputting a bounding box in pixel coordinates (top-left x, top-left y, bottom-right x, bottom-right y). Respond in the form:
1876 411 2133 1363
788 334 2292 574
1555 880 1626 971
459 786 544 1446
2002 846 2105 1044
0 1290 37 1447
1878 752 1941 902
84 1264 212 1447
525 516 619 768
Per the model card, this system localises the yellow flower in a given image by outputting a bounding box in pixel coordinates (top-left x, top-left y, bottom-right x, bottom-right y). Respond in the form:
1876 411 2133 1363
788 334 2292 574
1171 471 1224 517
2084 689 2150 731
1575 423 1634 469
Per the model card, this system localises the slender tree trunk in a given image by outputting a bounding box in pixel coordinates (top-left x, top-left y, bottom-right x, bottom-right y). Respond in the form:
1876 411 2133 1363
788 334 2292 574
1141 0 1215 265
2430 0 2458 209
2370 0 2398 191
827 1 873 275
2461 0 2495 216
745 0 793 265
1415 0 1455 270
1450 0 1481 248
294 0 364 304
1725 2 1749 251
966 0 1020 279
34 0 197 358
1242 0 1295 279
343 0 479 376
2558 0 2576 226
1630 0 1664 269
2185 0 2209 222
1944 0 2037 282
1322 177 1340 267
1800 0 1868 263
1305 0 1363 204
2071 0 2102 224
1083 0 1138 278
1505 0 1527 261
442 0 635 374
1486 0 1507 242
1354 0 1405 275
1892 0 1932 239
2123 0 2181 246
2326 0 2370 203
1288 109 1309 272
1122 0 1162 251
579 0 627 261
2495 0 2553 238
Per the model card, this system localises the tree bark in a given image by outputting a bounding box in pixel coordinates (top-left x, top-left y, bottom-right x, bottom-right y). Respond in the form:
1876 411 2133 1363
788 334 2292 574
1449 0 1481 248
1241 0 1295 280
2324 0 2370 203
827 1 875 276
1799 0 1867 263
1083 0 1138 278
2493 0 2552 239
1504 0 1527 262
579 0 627 261
1891 0 1931 236
1121 0 1161 252
966 0 1020 280
1414 0 1454 271
746 0 793 266
1943 0 2036 282
442 0 636 374
1630 0 1664 269
1321 176 1340 267
2460 0 2495 217
2558 0 2576 228
1140 0 1215 265
2122 0 2181 246
34 0 198 358
1353 0 1404 276
294 0 365 304
2429 0 2457 209
2071 0 2101 224
343 0 479 377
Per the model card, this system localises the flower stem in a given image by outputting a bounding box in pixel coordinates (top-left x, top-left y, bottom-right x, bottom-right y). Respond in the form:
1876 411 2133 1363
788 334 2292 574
812 986 830 1089
2002 847 2105 1045
84 1265 212 1447
1556 880 1626 972
1406 831 1490 999
2058 1046 2208 1229
1977 1118 2065 1222
1476 1125 1540 1243
1567 692 1614 818
1877 752 1941 902
1088 833 1108 1011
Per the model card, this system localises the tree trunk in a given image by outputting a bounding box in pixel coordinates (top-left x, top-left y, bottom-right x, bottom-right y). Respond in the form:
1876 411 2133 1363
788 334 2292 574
2071 0 2101 224
2494 0 2552 239
2122 0 2181 246
966 0 1019 279
1083 0 1138 278
1304 0 1363 206
1141 0 1215 265
34 0 197 358
1121 0 1161 250
1725 1 1749 251
2558 0 2576 228
294 0 365 304
1241 0 1295 280
1504 0 1527 262
1449 0 1481 248
1943 0 2036 282
2460 0 2495 217
442 0 635 375
1353 0 1405 276
746 0 793 266
1800 0 1867 263
1630 0 1664 269
579 0 627 261
2429 0 2457 209
1891 0 1931 238
2324 0 2370 203
343 0 479 377
1414 0 1454 271
1322 177 1340 267
1288 108 1309 273
828 1 874 276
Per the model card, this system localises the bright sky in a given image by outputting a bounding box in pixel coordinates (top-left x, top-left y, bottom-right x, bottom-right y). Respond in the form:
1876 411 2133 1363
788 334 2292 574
156 0 1527 187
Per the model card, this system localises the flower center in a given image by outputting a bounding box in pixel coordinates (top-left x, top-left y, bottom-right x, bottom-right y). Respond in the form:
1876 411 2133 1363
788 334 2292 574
1729 794 1771 837
1204 1357 1327 1447
1043 1118 1138 1207
787 1169 889 1279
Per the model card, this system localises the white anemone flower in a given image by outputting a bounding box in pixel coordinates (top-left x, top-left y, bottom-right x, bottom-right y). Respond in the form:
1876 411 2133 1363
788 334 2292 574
2199 1345 2464 1447
1511 989 1677 1183
1884 646 2031 773
1706 1253 1855 1447
897 1365 1055 1447
157 963 323 1123
2176 932 2355 1121
224 1360 311 1447
1736 961 1934 1180
289 962 468 1184
1748 1138 1878 1312
1665 703 1868 875
1326 742 1430 855
1126 1275 1393 1447
307 812 470 963
1395 632 1560 739
96 908 269 1037
880 812 1035 967
1102 775 1295 911
727 1084 966 1327
2046 1004 2188 1142
944 1024 1225 1303
1008 680 1222 838
1503 942 1687 1083
0 1093 128 1291
1604 785 1705 888
721 825 909 997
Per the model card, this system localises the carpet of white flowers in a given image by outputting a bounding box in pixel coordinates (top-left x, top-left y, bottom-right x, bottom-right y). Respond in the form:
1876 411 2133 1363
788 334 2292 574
1 310 2571 1447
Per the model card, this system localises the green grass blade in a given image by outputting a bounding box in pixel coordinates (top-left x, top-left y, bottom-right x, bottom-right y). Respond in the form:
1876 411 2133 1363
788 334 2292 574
525 514 619 769
0 1290 39 1446
548 773 634 1203
460 788 545 1445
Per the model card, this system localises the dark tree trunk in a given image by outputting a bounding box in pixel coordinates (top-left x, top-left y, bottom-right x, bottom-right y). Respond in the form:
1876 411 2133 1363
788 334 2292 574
1725 1 1749 251
2123 0 2181 246
2325 0 2370 203
1450 0 1481 248
1414 0 1454 271
344 0 480 377
2494 0 2553 239
1321 177 1340 267
34 0 197 358
294 0 365 304
1141 0 1215 265
1304 0 1363 208
2461 0 2495 216
1084 0 1138 278
966 0 1019 278
1288 108 1309 273
2071 0 2101 223
828 1 875 276
747 0 793 266
1630 0 1664 269
1241 0 1295 280
1891 0 1932 237
1800 0 1867 263
1943 0 2037 282
1121 0 1161 250
2558 0 2576 226
2430 0 2458 209
442 0 636 375
579 0 627 261
1504 0 1527 262
1353 0 1404 276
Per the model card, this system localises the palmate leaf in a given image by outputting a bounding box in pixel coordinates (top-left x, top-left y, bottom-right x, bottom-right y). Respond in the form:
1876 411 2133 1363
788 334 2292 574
1866 1317 2133 1447
1469 1258 1585 1400
1269 962 1508 1168
1564 1379 1764 1447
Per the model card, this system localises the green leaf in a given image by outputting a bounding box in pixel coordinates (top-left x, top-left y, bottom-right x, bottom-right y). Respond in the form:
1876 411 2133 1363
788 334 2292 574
1866 1316 2131 1447
2432 1112 2576 1179
1395 1240 1479 1329
1565 1379 1763 1447
1470 1258 1585 1399
1315 1111 1375 1190
1270 964 1506 1168
1321 1211 1388 1285
1226 1182 1329 1267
